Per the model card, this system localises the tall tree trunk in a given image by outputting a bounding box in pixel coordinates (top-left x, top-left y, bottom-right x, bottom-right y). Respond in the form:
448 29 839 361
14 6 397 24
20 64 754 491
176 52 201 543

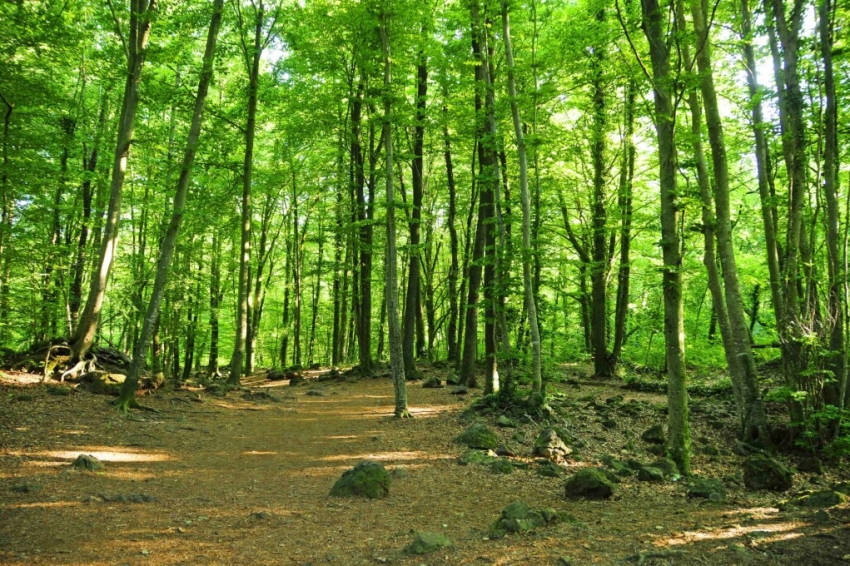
501 0 542 399
117 0 223 409
352 80 372 375
229 2 264 386
70 0 156 362
765 0 808 428
641 0 690 474
612 79 635 366
817 0 845 407
70 94 107 327
402 49 427 380
332 124 346 366
460 2 496 390
740 0 784 344
308 222 324 364
208 230 222 376
678 0 745 429
690 0 770 444
379 5 409 418
589 3 611 378
0 91 12 345
443 97 460 363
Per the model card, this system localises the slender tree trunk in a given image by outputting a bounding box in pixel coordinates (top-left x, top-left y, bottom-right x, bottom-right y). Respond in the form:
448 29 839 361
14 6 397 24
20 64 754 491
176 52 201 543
817 0 845 407
229 3 264 386
678 0 745 428
589 4 611 378
0 91 12 345
402 49 427 379
765 0 808 428
612 80 635 366
641 0 690 474
117 0 223 409
308 222 324 364
70 95 106 327
70 0 156 361
443 99 460 363
208 230 222 376
689 0 770 444
461 2 496 390
379 6 409 418
501 0 541 399
352 80 372 376
741 0 784 340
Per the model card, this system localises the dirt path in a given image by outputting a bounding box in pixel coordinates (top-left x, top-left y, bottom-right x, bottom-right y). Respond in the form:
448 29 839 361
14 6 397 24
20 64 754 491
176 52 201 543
2 371 849 565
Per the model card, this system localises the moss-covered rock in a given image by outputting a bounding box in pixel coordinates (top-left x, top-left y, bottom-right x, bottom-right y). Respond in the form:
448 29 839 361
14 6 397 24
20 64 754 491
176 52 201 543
496 415 517 428
405 532 452 555
489 458 514 475
533 428 572 460
422 376 443 388
743 455 793 492
796 457 823 474
88 373 125 396
489 501 557 539
458 449 497 466
329 460 390 499
537 460 565 478
641 424 666 445
784 489 848 509
637 466 665 483
71 454 103 471
687 477 726 500
564 468 614 499
455 423 499 449
649 457 679 478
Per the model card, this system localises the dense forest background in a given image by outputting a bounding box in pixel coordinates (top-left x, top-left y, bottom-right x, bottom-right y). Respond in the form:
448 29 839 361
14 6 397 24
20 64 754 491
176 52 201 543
0 0 848 465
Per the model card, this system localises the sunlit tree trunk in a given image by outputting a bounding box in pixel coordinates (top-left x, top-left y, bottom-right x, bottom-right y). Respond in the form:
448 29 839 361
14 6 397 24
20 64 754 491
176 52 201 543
229 1 265 385
641 0 690 474
502 0 542 400
403 47 427 380
379 3 409 418
117 0 223 409
71 0 157 362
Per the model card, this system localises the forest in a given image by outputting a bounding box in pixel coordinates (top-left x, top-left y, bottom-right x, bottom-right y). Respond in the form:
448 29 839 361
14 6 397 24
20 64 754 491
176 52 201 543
1 0 850 564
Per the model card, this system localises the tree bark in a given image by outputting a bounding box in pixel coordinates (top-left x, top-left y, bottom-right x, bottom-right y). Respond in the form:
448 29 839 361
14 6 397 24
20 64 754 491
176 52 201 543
117 0 223 409
641 0 690 474
70 0 156 361
501 0 542 400
379 5 409 418
817 0 845 407
229 1 264 386
689 0 770 444
612 79 635 366
402 48 427 380
589 3 611 378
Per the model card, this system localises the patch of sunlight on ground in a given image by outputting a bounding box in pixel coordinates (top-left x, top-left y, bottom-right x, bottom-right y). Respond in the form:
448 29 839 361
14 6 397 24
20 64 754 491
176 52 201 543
319 451 453 463
324 435 359 440
407 405 456 417
664 521 801 546
242 450 277 455
5 446 174 463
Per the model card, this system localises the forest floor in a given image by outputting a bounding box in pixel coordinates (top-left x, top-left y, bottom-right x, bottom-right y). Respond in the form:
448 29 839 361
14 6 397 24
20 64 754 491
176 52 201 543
1 363 850 565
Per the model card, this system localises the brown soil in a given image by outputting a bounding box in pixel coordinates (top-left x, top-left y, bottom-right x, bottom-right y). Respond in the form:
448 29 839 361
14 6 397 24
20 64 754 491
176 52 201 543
1 366 849 565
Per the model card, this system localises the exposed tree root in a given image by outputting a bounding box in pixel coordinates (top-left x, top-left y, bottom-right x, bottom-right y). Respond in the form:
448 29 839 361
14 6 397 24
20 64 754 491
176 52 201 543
59 354 97 382
114 396 158 414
